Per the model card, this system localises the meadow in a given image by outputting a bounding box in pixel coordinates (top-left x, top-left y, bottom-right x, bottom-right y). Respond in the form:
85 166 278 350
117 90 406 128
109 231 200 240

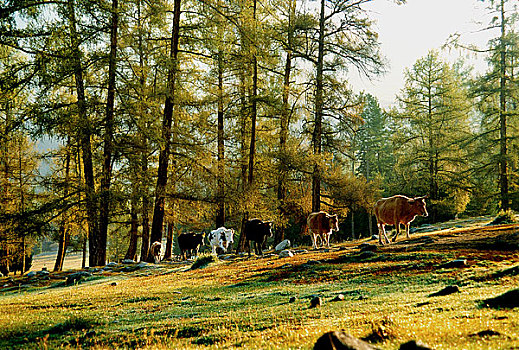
0 222 518 349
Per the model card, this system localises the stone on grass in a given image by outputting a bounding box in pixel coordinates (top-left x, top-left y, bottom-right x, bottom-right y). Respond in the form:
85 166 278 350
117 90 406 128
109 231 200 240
289 297 296 303
439 259 467 269
428 285 460 297
483 289 519 309
399 340 432 350
66 271 92 285
310 296 322 308
358 243 378 252
121 259 135 264
313 331 378 350
332 294 345 302
275 239 291 251
279 250 294 258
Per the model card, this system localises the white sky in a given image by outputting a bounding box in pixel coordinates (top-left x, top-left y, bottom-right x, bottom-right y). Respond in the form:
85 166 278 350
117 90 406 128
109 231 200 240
348 0 497 108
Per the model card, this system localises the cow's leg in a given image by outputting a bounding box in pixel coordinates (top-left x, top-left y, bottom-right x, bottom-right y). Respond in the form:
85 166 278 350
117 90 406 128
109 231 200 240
405 224 410 238
392 223 400 242
326 233 331 248
378 223 389 245
309 230 317 249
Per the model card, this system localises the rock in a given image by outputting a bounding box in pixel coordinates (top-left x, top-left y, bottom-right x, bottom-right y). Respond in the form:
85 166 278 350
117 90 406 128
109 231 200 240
358 243 378 252
293 249 309 254
66 271 92 285
428 285 460 297
26 271 37 278
289 297 296 303
275 239 291 251
279 250 294 258
110 282 118 286
280 263 293 268
313 331 378 350
106 262 118 267
439 259 467 269
371 235 379 241
399 340 432 350
135 262 148 269
121 259 135 264
37 270 50 277
358 251 377 260
483 289 519 308
310 296 322 308
305 260 321 265
331 294 345 302
469 330 502 337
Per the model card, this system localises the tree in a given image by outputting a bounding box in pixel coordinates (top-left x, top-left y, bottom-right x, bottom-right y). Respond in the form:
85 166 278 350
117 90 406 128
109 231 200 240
471 0 519 210
149 0 182 252
300 0 384 212
396 51 472 221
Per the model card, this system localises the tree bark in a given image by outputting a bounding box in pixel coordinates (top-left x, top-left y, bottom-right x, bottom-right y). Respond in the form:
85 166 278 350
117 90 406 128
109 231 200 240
164 223 174 260
216 40 225 227
125 194 139 261
149 0 182 253
54 138 71 272
312 0 326 213
499 0 509 210
66 0 100 267
275 0 296 245
98 0 119 267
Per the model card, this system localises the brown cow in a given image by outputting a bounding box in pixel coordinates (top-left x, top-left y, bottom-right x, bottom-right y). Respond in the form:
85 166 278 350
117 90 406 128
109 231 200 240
374 195 428 245
307 211 339 249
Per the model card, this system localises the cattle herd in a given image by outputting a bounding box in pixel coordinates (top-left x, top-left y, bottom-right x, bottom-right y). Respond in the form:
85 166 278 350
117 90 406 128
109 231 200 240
152 195 428 262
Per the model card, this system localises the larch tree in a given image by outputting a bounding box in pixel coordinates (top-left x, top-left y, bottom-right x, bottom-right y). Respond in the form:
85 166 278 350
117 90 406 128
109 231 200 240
396 51 472 221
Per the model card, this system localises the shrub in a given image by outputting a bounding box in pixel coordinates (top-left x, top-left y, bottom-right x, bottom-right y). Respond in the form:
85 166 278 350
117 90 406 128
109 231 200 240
191 254 217 270
490 209 517 225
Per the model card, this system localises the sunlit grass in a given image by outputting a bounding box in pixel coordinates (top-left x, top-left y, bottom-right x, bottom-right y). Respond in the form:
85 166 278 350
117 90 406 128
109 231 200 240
1 238 518 349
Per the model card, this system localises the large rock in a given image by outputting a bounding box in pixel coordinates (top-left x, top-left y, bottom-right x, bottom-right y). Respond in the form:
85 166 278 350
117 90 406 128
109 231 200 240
66 271 92 285
275 239 291 251
484 289 519 308
279 250 294 258
313 331 378 350
428 285 460 297
399 340 432 350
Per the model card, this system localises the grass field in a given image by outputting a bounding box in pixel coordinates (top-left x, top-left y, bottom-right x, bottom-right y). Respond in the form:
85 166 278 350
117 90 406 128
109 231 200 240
1 222 518 349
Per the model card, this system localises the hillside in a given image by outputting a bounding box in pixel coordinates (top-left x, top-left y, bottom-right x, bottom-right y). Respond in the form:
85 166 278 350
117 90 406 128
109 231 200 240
0 222 518 349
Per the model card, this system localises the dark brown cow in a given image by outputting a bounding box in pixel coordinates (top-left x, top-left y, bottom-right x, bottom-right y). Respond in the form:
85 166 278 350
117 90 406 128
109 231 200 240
244 219 273 256
307 211 339 249
177 233 205 260
374 195 428 244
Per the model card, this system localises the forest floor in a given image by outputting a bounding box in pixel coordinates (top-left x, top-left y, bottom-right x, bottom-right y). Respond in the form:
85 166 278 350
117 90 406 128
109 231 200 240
0 217 518 349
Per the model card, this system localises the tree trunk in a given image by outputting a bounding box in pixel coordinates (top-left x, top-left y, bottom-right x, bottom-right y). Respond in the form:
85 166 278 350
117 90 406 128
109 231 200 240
164 223 174 260
124 194 139 261
149 0 182 253
216 48 225 228
66 0 100 267
311 0 326 213
275 0 296 246
54 138 72 272
499 0 509 210
247 0 258 185
98 0 119 267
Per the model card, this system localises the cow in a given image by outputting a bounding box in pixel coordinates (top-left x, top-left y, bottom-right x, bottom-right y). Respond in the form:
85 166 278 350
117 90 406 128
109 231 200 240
207 227 235 255
244 219 273 256
149 241 163 263
307 211 339 249
373 195 428 245
177 232 205 260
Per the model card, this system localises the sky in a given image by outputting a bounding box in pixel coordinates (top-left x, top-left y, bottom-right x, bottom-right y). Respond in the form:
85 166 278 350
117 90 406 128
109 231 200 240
348 0 497 108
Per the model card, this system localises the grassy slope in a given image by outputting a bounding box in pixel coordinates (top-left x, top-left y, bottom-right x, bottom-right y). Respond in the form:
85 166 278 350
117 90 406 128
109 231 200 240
0 225 518 349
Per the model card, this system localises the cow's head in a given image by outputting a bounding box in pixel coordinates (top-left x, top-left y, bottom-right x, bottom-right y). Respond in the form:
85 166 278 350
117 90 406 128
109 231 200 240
409 196 428 217
264 221 273 237
327 214 339 231
224 229 234 246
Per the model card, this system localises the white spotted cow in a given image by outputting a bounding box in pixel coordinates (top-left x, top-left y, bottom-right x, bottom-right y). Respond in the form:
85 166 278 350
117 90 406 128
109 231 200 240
207 227 235 254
